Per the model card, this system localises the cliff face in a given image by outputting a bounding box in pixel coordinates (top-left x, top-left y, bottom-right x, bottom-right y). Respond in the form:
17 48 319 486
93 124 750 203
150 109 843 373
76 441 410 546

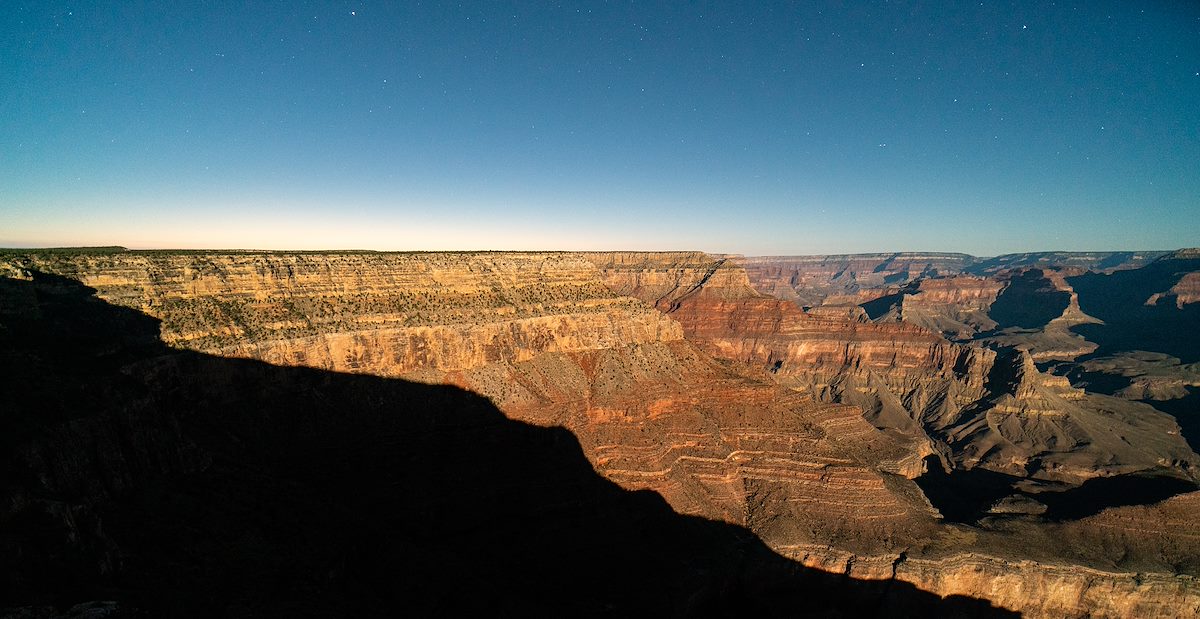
967 251 1172 275
435 341 939 542
835 268 1099 361
5 273 1024 617
878 276 1002 339
583 251 756 309
4 250 1199 618
941 350 1195 481
11 252 683 374
588 252 1195 485
1157 271 1200 308
3 251 938 553
581 251 1200 616
785 545 1200 619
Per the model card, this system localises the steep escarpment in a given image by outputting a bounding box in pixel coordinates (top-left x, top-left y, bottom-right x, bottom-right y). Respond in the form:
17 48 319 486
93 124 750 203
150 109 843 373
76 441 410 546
1073 352 1200 402
3 273 1023 617
585 251 1200 615
583 251 755 309
940 350 1195 481
591 253 986 403
844 268 1098 361
2 251 940 559
589 252 1195 485
975 268 1101 361
1067 250 1200 364
5 251 682 375
785 545 1199 619
418 340 940 545
1149 271 1200 309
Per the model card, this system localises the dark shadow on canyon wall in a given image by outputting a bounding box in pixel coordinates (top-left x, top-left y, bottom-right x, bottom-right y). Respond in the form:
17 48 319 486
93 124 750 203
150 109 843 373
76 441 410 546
915 455 1197 525
1033 474 1198 522
1061 365 1199 454
912 457 1018 524
0 273 1017 618
987 270 1070 331
859 293 903 320
1068 257 1200 364
1147 388 1200 454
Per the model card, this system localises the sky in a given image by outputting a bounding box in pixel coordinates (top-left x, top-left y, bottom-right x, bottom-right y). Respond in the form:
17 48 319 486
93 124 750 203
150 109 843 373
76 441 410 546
2 1 1198 255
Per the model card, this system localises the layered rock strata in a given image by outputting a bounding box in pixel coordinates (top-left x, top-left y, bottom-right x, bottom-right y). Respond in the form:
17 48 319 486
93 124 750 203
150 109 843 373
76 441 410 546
3 273 1020 617
878 275 1002 339
737 253 974 307
8 252 682 373
1 251 936 550
587 252 1195 485
5 249 1199 617
737 251 1167 309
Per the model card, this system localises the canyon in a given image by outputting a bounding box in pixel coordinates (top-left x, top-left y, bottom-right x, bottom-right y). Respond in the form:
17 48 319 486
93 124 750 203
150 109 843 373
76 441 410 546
2 248 1198 617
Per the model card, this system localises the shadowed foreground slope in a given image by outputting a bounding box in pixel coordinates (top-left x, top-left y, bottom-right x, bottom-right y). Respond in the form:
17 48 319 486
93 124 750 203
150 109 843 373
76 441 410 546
0 273 1015 617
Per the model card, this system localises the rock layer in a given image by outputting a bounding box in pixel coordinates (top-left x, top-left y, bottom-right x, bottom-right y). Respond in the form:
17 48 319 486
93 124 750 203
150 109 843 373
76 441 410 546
3 251 936 549
588 252 1195 485
3 249 1199 617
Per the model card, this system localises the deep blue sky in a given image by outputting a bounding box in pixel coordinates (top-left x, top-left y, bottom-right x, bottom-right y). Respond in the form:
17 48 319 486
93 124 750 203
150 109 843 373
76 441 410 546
3 1 1198 254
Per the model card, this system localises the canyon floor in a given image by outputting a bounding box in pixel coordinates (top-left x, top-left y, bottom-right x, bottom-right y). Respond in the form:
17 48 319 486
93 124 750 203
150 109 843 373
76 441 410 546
2 248 1198 617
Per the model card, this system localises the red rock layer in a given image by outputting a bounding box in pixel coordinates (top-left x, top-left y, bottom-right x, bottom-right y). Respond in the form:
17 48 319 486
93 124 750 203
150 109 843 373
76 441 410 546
409 338 937 547
588 253 1197 484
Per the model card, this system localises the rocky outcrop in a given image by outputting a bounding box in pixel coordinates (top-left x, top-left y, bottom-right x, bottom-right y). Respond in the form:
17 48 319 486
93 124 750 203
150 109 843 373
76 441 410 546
942 350 1195 482
1064 250 1200 394
1074 352 1200 402
848 268 1099 360
1147 271 1200 309
979 268 1101 361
